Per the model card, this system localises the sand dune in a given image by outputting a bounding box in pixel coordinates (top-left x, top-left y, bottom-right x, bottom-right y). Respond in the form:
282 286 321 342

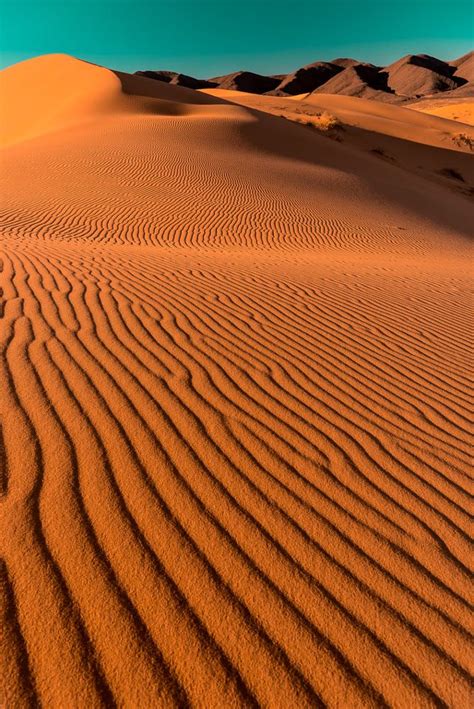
407 97 474 126
1 54 473 707
203 89 474 194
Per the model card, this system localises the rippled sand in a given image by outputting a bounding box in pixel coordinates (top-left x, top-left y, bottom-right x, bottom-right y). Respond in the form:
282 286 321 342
1 55 473 708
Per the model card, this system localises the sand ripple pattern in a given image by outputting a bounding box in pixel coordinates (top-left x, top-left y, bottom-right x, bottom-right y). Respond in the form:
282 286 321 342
1 110 473 708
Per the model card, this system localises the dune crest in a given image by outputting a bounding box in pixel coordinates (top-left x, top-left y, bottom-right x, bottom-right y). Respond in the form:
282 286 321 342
0 54 126 146
1 54 473 707
0 54 236 147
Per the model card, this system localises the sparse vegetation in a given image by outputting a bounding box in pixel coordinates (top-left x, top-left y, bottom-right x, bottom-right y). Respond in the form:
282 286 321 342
311 111 342 132
452 133 474 151
277 110 343 139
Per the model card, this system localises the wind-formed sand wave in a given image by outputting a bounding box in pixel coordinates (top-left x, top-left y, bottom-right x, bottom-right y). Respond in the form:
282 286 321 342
1 55 473 707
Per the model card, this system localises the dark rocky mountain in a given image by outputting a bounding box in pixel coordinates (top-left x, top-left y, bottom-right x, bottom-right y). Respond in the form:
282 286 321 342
135 51 474 102
312 63 395 99
383 54 466 97
268 61 342 95
207 71 280 93
435 81 474 98
330 58 361 68
135 70 217 89
451 51 474 83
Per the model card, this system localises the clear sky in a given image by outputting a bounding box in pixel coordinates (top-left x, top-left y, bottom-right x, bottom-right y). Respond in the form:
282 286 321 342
1 0 473 76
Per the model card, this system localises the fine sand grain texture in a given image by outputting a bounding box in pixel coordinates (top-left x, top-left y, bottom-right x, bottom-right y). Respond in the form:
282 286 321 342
1 55 473 708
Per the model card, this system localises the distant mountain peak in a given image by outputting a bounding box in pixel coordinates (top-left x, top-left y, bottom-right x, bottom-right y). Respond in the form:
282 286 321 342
135 51 474 102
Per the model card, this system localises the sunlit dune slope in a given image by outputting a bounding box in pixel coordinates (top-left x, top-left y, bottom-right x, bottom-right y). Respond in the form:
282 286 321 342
1 55 473 708
301 92 474 144
203 87 474 194
407 98 474 126
202 88 473 146
0 53 232 147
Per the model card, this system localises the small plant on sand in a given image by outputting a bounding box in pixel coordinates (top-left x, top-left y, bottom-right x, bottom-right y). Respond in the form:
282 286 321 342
452 133 474 151
299 112 343 139
313 112 342 132
279 111 343 139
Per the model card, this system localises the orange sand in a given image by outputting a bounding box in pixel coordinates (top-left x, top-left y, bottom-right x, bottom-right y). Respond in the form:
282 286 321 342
407 98 474 127
1 55 473 707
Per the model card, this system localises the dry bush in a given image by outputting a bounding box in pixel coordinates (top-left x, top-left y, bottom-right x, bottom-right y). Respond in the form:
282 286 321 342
278 110 343 138
312 111 341 132
452 133 474 151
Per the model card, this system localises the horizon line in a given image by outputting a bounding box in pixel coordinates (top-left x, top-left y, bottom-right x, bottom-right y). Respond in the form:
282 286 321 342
1 46 472 78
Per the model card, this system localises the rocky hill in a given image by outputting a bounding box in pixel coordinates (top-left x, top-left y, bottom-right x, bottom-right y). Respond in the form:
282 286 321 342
136 51 474 101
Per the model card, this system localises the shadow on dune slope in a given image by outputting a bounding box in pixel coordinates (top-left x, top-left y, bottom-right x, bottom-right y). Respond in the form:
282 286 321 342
2 54 473 241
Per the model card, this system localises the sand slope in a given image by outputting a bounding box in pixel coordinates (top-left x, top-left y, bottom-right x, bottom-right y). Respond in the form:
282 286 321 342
407 98 474 127
1 55 473 708
203 88 474 195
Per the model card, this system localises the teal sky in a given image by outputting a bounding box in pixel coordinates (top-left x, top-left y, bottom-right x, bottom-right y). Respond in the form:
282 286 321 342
1 0 473 76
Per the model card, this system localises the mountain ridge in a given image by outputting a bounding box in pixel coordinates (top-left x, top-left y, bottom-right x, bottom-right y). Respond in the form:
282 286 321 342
136 51 474 101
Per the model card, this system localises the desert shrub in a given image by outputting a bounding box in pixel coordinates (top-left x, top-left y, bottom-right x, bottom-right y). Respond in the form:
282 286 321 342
453 133 474 151
278 110 342 137
314 112 341 131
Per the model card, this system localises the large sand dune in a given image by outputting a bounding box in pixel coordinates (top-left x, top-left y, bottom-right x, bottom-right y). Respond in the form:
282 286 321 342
202 89 474 195
1 55 473 707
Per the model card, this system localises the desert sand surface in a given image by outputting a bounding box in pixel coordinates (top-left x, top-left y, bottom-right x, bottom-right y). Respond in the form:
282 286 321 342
407 98 474 127
203 89 474 194
1 54 473 708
